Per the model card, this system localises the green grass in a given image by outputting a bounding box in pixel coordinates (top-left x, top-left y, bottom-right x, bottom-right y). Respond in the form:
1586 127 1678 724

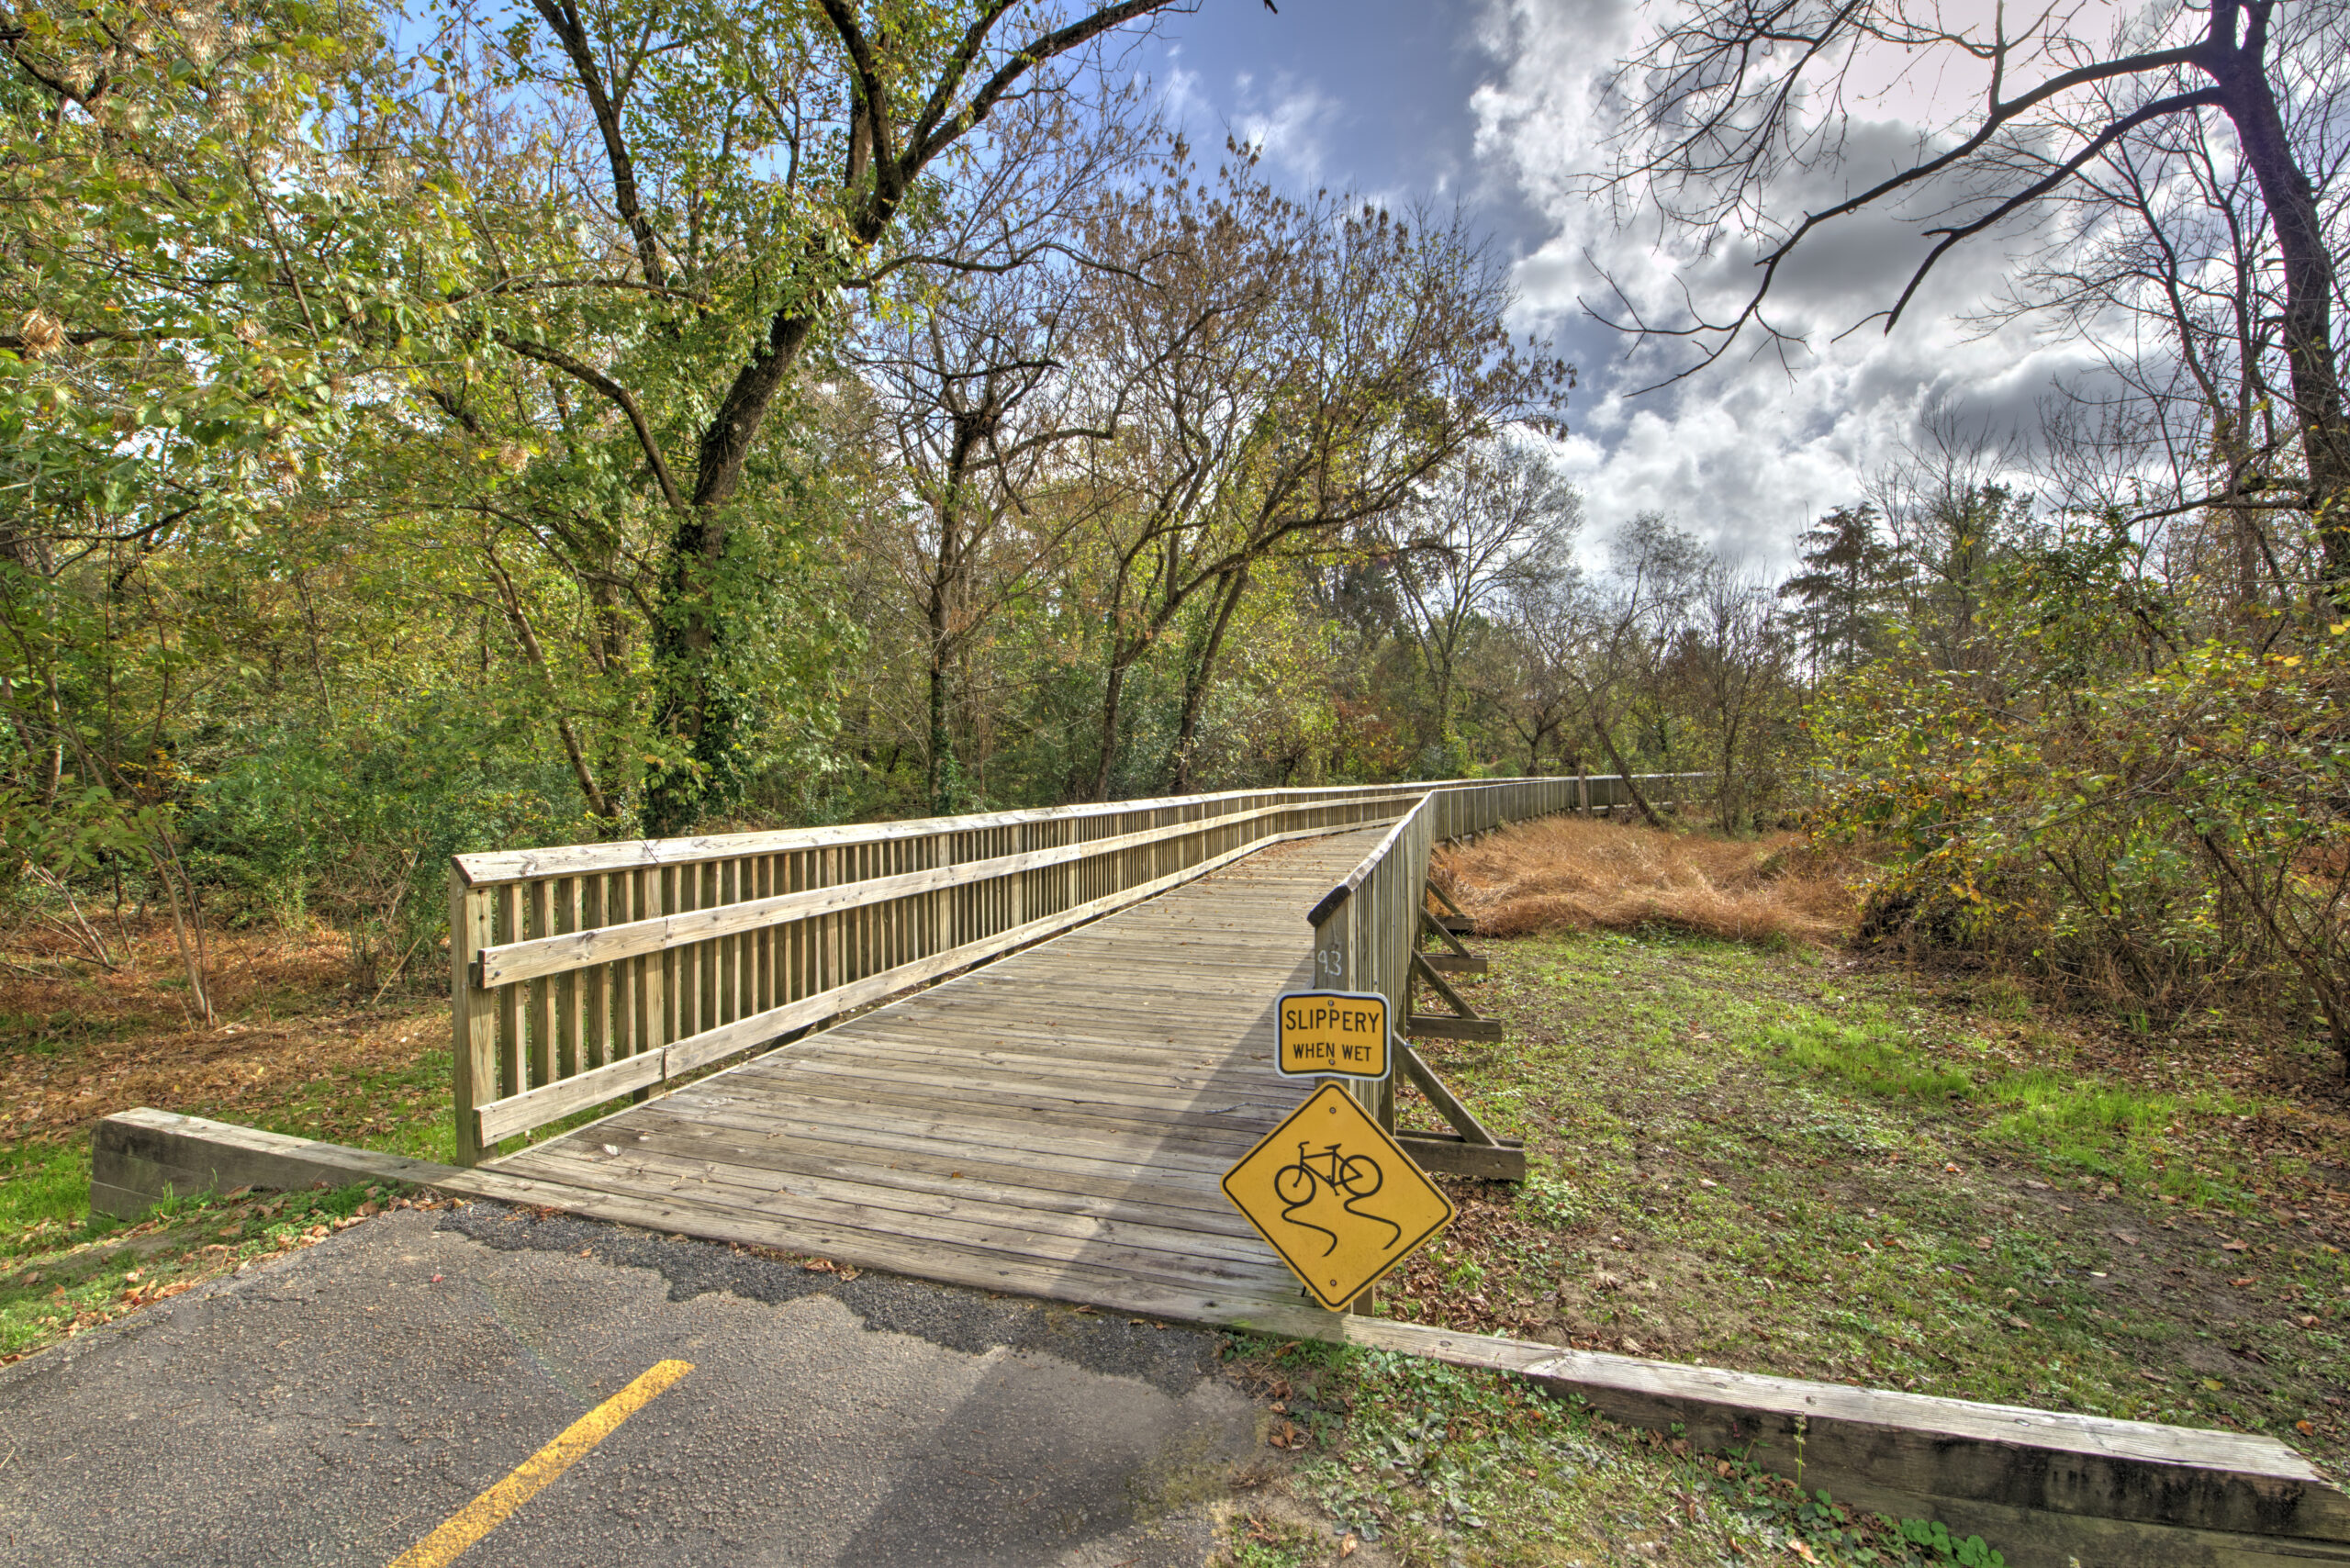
1766 1013 1976 1099
0 1141 100 1247
1980 1071 2249 1200
1393 927 2350 1469
1760 1002 2256 1200
1222 1335 2014 1567
0 1181 387 1361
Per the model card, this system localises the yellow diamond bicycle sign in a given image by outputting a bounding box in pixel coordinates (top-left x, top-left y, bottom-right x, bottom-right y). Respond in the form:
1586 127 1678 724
1222 1081 1455 1311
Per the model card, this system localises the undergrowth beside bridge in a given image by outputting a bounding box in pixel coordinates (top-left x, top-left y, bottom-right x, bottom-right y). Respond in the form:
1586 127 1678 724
1385 924 2350 1485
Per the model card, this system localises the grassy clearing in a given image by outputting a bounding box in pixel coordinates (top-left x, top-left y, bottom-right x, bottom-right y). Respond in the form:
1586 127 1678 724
1212 1337 2015 1567
1381 924 2350 1478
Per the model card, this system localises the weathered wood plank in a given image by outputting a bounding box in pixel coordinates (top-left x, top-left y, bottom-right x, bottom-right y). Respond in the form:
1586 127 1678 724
1402 1015 1505 1042
1396 1132 1526 1181
449 876 498 1168
476 1048 666 1145
638 1088 1258 1179
523 1136 1273 1264
516 1142 1297 1291
606 1104 1247 1215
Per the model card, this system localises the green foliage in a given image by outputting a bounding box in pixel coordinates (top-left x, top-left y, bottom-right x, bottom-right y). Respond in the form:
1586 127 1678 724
1811 498 2350 1070
1766 1013 1976 1099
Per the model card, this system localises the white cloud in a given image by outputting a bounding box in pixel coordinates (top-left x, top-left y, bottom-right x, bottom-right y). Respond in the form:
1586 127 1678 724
1232 73 1345 186
1468 0 2087 572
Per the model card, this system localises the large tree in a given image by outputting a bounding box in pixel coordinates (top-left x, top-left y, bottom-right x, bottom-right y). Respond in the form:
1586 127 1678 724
442 0 1192 829
1068 157 1570 800
1377 439 1581 753
1600 0 2349 587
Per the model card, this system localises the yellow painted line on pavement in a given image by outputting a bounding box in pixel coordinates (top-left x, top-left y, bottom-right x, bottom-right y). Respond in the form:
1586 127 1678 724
386 1359 694 1568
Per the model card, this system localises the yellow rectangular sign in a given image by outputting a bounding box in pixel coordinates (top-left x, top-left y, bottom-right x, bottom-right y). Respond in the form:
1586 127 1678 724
1276 991 1390 1080
1222 1081 1454 1311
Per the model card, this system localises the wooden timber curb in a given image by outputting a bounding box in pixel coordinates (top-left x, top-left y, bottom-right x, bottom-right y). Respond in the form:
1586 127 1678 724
89 1108 2350 1566
1338 1319 2350 1568
91 1107 538 1219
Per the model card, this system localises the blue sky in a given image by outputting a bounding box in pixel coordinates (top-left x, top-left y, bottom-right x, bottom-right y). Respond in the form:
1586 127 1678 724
1123 0 2098 574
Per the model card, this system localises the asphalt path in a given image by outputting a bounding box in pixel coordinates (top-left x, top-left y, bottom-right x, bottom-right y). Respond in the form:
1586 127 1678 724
0 1201 1287 1566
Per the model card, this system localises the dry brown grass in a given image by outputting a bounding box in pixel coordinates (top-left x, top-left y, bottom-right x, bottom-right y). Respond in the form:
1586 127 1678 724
1432 817 1857 946
0 919 442 1147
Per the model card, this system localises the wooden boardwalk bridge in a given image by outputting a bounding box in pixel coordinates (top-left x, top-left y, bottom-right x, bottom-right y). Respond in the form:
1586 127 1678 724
444 777 1689 1328
92 772 2350 1563
490 831 1372 1329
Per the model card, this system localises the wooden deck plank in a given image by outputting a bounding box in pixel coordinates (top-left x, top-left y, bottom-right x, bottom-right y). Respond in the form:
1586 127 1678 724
520 1137 1274 1265
745 1055 1299 1117
601 1106 1247 1218
516 1143 1300 1290
668 1074 1283 1152
596 1105 1261 1220
492 829 1385 1316
645 1088 1259 1176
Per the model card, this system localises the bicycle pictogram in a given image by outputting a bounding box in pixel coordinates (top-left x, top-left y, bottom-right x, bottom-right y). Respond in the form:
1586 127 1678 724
1272 1140 1402 1256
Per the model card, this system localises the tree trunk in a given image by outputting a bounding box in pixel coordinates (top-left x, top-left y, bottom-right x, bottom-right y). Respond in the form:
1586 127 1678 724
926 646 955 816
2214 42 2350 593
1170 566 1248 793
1590 718 1666 829
1088 655 1136 802
642 310 821 834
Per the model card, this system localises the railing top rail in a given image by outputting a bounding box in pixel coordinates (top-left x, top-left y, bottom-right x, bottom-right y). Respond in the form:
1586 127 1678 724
453 772 1715 887
1302 772 1714 925
1306 795 1430 927
453 778 1501 887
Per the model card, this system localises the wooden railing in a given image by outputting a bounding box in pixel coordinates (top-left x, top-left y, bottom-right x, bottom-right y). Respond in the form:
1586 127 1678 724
448 773 1703 1162
1307 774 1707 1132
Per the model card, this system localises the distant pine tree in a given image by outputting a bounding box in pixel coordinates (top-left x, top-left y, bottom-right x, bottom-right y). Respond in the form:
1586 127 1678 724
1777 505 1900 676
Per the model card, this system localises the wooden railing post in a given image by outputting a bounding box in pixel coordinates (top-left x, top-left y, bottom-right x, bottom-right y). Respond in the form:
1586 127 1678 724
451 870 498 1167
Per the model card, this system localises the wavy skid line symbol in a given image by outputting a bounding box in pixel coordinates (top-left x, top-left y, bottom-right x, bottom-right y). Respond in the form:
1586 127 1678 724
1270 1140 1402 1256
